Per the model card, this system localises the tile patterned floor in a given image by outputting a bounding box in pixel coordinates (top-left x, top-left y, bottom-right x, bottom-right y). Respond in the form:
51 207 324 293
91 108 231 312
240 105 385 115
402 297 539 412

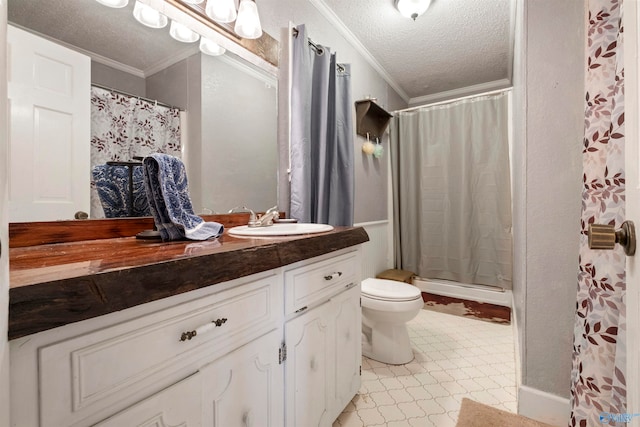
334 308 517 427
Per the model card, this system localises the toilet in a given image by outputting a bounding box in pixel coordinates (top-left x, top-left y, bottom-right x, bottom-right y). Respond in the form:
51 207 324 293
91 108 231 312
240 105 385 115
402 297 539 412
361 278 424 365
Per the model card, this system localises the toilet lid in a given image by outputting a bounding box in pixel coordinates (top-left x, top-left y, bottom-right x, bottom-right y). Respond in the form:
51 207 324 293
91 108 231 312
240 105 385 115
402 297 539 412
361 278 422 301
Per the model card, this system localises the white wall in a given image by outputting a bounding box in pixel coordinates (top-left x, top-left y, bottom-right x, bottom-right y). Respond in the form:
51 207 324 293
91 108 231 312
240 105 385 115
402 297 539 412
512 0 584 422
0 0 10 424
258 0 407 224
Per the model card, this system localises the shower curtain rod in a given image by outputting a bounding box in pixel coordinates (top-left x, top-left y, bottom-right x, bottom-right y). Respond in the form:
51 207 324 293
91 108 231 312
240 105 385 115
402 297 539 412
91 83 184 111
393 87 512 114
292 27 346 73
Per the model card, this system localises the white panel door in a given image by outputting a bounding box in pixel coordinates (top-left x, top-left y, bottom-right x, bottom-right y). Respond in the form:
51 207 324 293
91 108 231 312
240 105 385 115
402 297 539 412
7 25 90 222
0 1 10 425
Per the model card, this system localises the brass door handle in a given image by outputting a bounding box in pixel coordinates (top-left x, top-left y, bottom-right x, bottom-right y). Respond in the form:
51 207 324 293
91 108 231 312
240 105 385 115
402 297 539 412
588 220 636 256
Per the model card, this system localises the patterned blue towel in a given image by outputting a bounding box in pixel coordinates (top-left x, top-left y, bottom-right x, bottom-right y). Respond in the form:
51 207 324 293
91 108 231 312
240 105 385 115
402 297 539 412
93 164 151 218
142 154 224 241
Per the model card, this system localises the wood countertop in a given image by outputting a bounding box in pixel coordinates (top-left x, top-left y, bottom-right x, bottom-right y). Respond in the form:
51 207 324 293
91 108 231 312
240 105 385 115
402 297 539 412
9 225 369 340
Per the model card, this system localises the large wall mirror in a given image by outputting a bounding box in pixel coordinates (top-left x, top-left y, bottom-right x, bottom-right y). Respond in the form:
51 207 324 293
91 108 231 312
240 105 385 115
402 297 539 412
7 0 279 222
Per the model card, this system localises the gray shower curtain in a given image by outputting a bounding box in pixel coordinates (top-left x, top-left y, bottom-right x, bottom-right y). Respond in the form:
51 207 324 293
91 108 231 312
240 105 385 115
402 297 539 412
290 25 354 226
390 92 512 289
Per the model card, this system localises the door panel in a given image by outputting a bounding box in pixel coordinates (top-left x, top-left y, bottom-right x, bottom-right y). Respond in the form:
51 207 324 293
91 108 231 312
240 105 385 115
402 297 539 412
331 285 361 420
7 25 90 221
285 303 332 427
201 330 284 427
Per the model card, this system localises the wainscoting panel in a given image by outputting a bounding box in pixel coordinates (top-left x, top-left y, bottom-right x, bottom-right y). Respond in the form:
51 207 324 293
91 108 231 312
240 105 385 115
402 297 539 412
354 220 392 281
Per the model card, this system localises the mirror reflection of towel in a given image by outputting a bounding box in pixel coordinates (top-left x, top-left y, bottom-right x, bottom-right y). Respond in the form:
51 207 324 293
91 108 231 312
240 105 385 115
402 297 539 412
142 153 224 241
93 164 150 218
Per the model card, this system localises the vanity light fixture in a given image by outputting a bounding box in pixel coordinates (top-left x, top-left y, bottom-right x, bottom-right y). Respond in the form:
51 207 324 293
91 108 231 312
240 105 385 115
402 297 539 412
234 0 263 39
205 0 237 23
95 0 129 8
395 0 432 20
199 38 226 56
133 1 168 28
170 20 200 42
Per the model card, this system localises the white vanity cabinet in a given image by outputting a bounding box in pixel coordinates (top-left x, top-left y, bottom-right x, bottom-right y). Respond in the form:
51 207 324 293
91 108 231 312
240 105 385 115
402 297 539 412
200 329 284 427
283 249 362 427
10 272 283 427
9 246 363 427
93 373 203 427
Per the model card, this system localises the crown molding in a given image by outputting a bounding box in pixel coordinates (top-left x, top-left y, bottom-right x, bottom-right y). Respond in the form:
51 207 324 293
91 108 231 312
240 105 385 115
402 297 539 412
307 0 410 103
143 45 200 77
8 23 146 78
216 54 278 87
408 78 512 106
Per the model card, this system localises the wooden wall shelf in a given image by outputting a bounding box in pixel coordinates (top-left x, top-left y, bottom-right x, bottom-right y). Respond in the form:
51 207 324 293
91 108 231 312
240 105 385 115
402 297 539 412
355 99 393 139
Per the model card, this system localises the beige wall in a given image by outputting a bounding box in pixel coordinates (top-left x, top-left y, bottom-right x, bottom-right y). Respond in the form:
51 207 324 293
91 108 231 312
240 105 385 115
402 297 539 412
512 0 584 402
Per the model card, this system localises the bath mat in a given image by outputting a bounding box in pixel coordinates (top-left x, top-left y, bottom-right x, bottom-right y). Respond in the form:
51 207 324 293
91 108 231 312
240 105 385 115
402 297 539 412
456 398 558 427
422 292 511 324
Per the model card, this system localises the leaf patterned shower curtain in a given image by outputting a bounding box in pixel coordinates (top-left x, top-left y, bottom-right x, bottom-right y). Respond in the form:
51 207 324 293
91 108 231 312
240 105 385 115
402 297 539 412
570 0 626 425
90 86 182 218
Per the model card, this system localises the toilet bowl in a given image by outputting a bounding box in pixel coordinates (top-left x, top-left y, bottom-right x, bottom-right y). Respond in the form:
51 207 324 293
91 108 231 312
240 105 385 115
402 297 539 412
361 278 423 365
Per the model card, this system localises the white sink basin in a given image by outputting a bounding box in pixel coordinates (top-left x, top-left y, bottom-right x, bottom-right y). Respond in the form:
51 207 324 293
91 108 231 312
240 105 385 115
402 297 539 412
228 223 334 237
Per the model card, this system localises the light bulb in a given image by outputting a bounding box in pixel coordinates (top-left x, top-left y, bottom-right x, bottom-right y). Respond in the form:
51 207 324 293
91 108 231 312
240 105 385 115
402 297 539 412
234 0 262 40
395 0 432 20
200 38 226 56
170 20 200 43
133 1 168 28
205 0 237 23
95 0 129 8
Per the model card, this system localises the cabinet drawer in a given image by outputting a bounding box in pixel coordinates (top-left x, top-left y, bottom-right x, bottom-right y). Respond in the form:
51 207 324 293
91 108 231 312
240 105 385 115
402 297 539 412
39 274 281 427
284 251 358 315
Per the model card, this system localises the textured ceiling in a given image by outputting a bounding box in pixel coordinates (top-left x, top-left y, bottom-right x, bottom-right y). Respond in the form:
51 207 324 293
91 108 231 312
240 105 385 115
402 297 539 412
319 0 513 101
8 0 194 75
8 0 514 101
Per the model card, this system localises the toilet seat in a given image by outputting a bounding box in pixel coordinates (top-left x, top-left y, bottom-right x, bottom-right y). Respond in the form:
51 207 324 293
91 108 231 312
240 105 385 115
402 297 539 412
361 278 421 302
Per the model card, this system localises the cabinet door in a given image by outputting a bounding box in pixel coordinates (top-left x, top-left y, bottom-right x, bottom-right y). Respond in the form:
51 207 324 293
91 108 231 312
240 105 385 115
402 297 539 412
330 284 362 420
201 330 284 427
94 373 201 427
285 302 333 427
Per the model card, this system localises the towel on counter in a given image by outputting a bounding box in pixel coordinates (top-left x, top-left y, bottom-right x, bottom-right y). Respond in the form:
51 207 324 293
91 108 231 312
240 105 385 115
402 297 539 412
93 164 151 218
142 153 224 241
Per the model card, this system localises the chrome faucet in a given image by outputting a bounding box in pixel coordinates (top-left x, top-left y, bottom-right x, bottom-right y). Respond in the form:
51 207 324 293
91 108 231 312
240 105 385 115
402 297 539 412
228 205 279 227
228 206 259 227
253 206 280 227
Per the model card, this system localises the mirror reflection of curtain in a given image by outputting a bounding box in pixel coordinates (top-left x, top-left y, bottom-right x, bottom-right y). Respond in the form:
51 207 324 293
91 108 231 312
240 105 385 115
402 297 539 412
390 92 512 289
290 24 354 226
90 86 182 218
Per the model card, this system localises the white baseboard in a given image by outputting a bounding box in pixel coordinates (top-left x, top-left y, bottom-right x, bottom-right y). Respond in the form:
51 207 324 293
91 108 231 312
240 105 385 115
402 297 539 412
414 278 512 307
518 385 570 426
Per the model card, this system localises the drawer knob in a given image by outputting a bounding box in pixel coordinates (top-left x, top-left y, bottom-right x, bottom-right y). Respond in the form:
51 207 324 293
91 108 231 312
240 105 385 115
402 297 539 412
180 318 228 342
324 272 343 281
